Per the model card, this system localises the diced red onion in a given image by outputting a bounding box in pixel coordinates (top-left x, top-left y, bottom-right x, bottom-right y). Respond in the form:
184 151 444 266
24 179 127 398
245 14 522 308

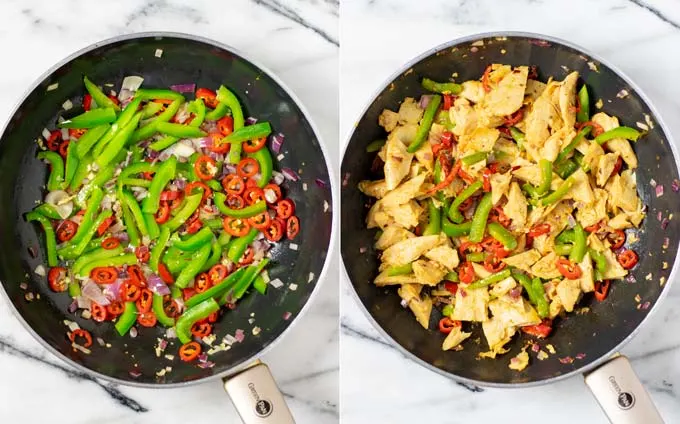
102 279 124 301
508 287 521 299
175 178 187 190
271 133 285 153
566 214 576 229
281 168 299 182
129 370 142 378
199 136 213 149
672 179 680 192
558 356 574 364
575 353 587 360
68 299 79 313
159 339 168 351
530 39 551 47
207 151 223 162
661 218 669 230
625 274 636 283
234 329 245 343
663 237 670 249
650 178 657 187
531 343 540 353
200 120 218 133
170 83 196 94
81 280 110 305
342 172 350 187
245 117 258 126
656 185 664 198
419 95 433 109
76 295 91 310
657 211 663 221
272 171 285 185
282 311 292 320
198 353 208 363
641 301 651 310
147 273 170 296
315 178 327 188
28 246 38 258
460 289 468 298
197 360 216 369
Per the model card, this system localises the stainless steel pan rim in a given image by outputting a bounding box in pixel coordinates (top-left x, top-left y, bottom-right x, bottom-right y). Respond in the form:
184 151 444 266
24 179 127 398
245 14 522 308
340 30 680 388
0 30 338 389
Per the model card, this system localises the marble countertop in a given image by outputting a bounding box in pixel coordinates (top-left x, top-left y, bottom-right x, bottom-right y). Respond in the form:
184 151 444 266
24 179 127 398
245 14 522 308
0 0 338 423
340 0 680 422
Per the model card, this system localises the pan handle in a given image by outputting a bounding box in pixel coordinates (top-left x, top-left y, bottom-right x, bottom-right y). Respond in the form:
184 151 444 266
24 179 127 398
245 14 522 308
223 360 296 424
584 355 664 424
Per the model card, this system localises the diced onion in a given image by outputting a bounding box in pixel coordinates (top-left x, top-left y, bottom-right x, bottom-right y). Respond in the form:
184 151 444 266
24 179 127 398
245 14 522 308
272 133 285 153
45 190 74 219
81 280 110 305
147 273 171 296
62 99 73 110
121 76 144 93
281 168 299 181
170 83 196 94
269 278 283 289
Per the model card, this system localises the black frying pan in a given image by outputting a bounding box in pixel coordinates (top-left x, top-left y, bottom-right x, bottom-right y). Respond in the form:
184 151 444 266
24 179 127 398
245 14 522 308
0 32 333 421
341 32 679 422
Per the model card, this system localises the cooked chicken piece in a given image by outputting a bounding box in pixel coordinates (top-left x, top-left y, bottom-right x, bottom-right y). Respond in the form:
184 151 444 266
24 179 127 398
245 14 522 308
412 260 447 286
555 278 581 312
491 171 512 205
381 234 444 266
409 294 433 329
481 317 516 357
449 98 478 137
601 249 628 280
524 79 546 103
594 153 620 187
375 226 415 250
566 168 595 205
503 182 528 229
549 298 564 319
442 325 472 351
381 173 428 208
576 188 608 229
414 143 435 171
608 210 645 230
543 127 576 162
587 232 607 252
384 200 422 229
398 97 424 125
374 272 421 286
475 105 507 129
576 252 595 293
424 245 460 271
483 66 529 116
452 285 489 322
490 276 518 298
398 283 422 304
366 201 387 229
607 170 640 213
379 109 399 132
509 349 530 371
493 137 521 164
542 201 574 238
577 139 605 173
531 252 562 279
524 82 562 147
358 179 389 199
489 294 541 328
512 161 542 186
591 112 637 169
558 72 579 129
458 127 500 157
503 249 541 273
384 133 414 191
472 262 492 279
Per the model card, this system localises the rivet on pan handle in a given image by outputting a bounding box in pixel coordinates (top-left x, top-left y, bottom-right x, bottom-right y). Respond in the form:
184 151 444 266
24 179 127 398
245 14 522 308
223 360 296 424
584 355 664 424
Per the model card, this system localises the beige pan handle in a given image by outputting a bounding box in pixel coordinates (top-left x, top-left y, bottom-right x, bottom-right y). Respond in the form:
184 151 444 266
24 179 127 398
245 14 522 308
223 361 296 424
584 355 664 424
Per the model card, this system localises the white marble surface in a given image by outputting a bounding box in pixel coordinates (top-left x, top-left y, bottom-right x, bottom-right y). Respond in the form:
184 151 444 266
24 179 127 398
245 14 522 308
0 0 338 423
340 0 680 422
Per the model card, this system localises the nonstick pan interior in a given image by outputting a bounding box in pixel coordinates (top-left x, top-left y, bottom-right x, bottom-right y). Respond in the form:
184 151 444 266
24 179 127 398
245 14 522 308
0 33 333 386
341 33 680 386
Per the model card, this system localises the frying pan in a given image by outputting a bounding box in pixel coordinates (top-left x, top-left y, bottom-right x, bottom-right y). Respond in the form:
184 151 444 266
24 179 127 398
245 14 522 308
341 32 679 423
0 32 334 423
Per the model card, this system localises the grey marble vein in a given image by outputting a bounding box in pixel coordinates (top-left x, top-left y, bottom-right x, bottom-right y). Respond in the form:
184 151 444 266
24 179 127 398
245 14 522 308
627 0 680 30
282 390 339 417
125 0 208 27
252 0 339 46
0 336 147 413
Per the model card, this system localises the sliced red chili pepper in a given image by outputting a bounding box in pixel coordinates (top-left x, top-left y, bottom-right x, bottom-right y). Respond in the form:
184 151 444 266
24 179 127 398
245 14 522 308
263 184 282 204
191 321 213 338
106 301 125 317
217 116 234 136
584 221 602 233
482 65 493 92
503 108 524 126
223 216 251 237
137 311 157 327
276 199 295 219
489 206 512 228
226 193 245 209
244 187 265 205
528 223 551 238
194 155 218 180
528 65 539 80
135 288 153 313
482 168 492 192
444 282 458 295
108 95 120 107
439 317 461 334
196 87 218 109
607 230 626 250
142 171 155 180
480 236 504 252
101 237 120 250
158 263 174 284
185 181 211 202
286 216 300 240
48 267 68 292
458 241 482 256
457 167 476 184
245 177 259 188
155 201 171 224
617 249 638 269
182 287 196 301
207 311 219 323
209 264 229 283
487 162 510 174
91 266 117 284
136 245 150 263
442 94 455 111
236 158 260 179
248 211 271 230
208 131 230 154
521 319 552 338
179 341 201 362
91 302 108 322
484 253 506 273
458 196 475 212
243 137 267 153
576 120 605 137
97 216 116 236
56 220 78 242
160 190 181 201
58 140 70 159
120 281 141 302
186 218 203 234
458 262 475 284
168 197 183 210
556 258 582 279
264 219 284 242
128 265 146 286
82 94 93 111
240 246 255 265
611 156 623 178
69 328 92 348
163 296 180 318
194 272 212 293
222 174 245 195
594 280 611 302
46 130 61 151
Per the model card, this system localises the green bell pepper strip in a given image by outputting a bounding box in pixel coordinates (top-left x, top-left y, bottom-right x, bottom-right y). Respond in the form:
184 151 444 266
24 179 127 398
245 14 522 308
442 218 471 238
366 139 386 153
442 304 454 317
58 108 116 129
554 243 573 256
68 281 81 297
487 222 518 250
422 200 441 236
96 112 143 168
469 192 493 243
134 88 185 102
92 98 143 158
173 227 213 251
229 139 243 165
577 85 590 123
33 203 62 220
153 294 175 327
233 259 270 299
448 181 482 223
444 271 459 282
248 148 273 188
216 86 245 130
513 272 541 309
186 268 248 309
535 159 552 196
421 78 462 94
144 213 160 240
75 165 113 209
115 302 138 336
594 126 642 144
205 218 225 230
150 226 171 273
253 275 267 295
80 253 137 277
69 187 103 247
175 243 212 288
141 101 164 119
555 126 592 164
164 193 202 232
70 154 92 191
466 252 486 263
539 177 574 207
72 246 123 276
460 152 488 167
227 228 259 263
221 122 272 144
25 212 57 266
433 160 446 202
214 193 267 218
467 269 511 289
554 159 578 180
121 178 152 188
556 229 575 244
71 211 113 257
155 122 206 139
200 241 223 273
142 156 177 214
407 94 441 153
37 151 64 191
75 124 110 158
386 263 413 276
569 223 587 263
531 277 550 318
62 139 79 189
589 248 607 274
122 190 149 237
206 179 223 192
218 232 232 246
119 162 158 184
83 76 120 112
148 136 179 151
122 201 140 247
205 102 229 121
131 99 183 143
130 145 144 163
164 247 192 274
175 298 220 344
187 98 207 128
510 127 525 150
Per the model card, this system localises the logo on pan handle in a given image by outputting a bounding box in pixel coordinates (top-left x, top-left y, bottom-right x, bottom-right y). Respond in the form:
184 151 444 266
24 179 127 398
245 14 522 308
608 376 636 410
248 383 273 418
